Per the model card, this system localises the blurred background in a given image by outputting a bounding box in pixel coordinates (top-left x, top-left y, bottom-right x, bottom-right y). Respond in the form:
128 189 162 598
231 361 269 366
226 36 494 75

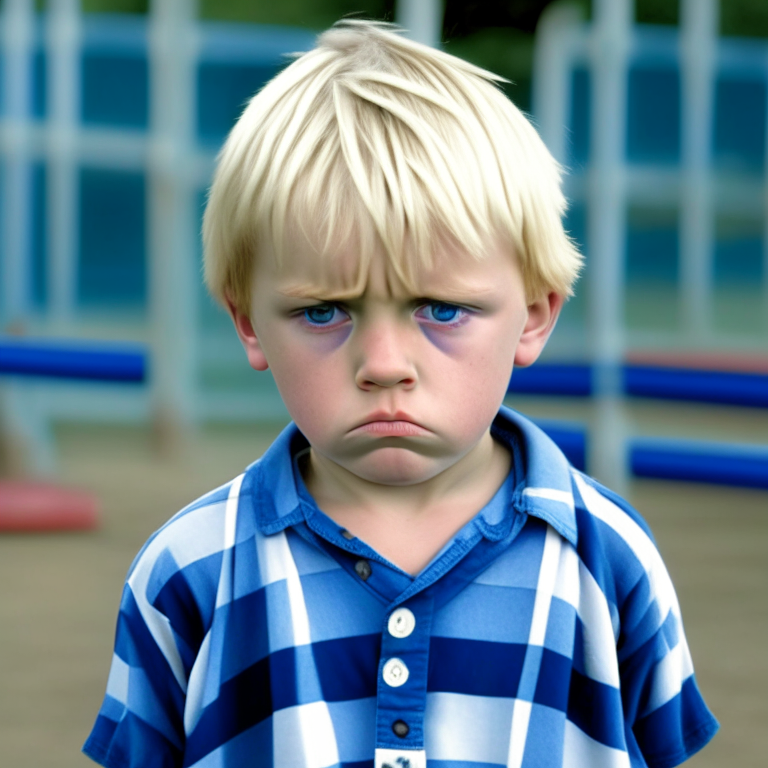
0 1 766 766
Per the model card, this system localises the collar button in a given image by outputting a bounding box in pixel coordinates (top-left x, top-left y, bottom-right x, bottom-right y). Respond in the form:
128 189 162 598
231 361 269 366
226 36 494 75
354 559 372 580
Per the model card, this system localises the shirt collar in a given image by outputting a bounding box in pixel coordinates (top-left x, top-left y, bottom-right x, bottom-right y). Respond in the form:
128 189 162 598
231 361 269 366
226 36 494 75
243 405 577 546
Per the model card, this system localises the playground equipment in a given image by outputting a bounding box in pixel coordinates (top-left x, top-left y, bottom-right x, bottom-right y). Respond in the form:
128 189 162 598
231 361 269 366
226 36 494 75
0 339 145 531
0 1 766 509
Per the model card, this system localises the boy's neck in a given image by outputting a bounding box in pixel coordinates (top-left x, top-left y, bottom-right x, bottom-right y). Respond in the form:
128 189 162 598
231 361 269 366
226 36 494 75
302 430 511 575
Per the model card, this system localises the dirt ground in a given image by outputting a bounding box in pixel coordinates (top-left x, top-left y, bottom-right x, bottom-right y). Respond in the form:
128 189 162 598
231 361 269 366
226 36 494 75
0 409 766 767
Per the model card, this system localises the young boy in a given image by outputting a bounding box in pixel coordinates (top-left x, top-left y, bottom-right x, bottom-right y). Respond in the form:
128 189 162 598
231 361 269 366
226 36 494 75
84 21 717 768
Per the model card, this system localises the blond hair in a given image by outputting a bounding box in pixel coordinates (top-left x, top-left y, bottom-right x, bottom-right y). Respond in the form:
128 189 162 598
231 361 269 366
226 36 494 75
203 20 581 314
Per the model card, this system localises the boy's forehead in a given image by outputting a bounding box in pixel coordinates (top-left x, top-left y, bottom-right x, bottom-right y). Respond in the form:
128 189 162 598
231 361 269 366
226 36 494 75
255 227 519 301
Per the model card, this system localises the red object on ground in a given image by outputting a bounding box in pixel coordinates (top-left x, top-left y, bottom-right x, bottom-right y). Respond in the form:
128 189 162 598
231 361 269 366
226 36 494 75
0 481 99 532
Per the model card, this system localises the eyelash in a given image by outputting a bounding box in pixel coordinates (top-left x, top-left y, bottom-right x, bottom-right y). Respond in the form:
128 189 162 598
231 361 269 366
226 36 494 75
414 301 469 328
298 301 470 330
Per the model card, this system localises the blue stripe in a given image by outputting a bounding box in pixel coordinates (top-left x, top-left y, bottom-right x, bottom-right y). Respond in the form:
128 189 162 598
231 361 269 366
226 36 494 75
633 677 719 767
85 710 183 768
567 668 625 750
115 589 186 718
428 637 526 698
184 653 273 766
534 648 572 712
218 588 271 682
151 554 221 659
314 634 381 702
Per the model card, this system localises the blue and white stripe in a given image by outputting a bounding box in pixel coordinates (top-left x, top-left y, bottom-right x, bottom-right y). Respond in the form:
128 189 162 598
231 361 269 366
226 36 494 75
84 406 717 768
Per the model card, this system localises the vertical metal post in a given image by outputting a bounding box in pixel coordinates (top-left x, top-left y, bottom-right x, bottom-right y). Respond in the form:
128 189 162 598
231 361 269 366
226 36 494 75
588 0 632 493
680 0 718 343
147 0 200 447
46 0 81 325
533 2 586 165
1 0 35 327
395 0 443 47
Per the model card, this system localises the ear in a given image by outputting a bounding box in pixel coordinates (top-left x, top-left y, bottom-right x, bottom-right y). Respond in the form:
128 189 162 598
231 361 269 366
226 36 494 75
226 297 269 372
514 292 565 368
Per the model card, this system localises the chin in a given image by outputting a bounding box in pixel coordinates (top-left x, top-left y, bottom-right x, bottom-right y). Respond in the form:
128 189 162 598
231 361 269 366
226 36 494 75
350 448 447 486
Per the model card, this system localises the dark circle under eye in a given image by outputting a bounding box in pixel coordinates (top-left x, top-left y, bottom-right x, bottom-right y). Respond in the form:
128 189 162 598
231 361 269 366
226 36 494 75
431 303 459 322
305 305 335 324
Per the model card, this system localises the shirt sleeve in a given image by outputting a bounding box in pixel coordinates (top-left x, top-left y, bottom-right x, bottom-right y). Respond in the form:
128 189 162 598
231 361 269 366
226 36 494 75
615 532 719 767
577 474 719 768
83 547 193 768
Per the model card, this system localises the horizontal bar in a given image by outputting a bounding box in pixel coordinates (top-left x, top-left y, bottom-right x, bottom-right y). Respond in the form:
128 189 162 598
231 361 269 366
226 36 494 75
537 424 767 490
623 365 768 408
629 439 768 490
508 363 593 397
0 339 145 382
508 361 768 407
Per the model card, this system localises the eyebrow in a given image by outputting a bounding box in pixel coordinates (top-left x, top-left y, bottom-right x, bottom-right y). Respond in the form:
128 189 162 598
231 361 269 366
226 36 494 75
279 285 497 304
278 285 365 301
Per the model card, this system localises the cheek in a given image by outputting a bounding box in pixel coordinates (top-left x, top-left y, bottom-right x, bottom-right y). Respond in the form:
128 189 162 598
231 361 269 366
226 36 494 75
265 335 351 436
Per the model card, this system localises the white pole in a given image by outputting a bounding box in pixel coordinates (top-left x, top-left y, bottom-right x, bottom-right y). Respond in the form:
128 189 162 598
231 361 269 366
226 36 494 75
46 0 81 326
680 0 718 344
588 0 632 493
396 0 443 47
148 0 200 447
1 0 35 327
533 2 586 165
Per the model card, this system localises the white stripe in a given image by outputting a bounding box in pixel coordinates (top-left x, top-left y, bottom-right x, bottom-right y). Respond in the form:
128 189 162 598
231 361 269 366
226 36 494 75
184 630 212 735
573 475 680 622
507 526 562 768
125 477 243 691
223 473 242 550
105 652 130 704
214 473 244 610
576 560 621 687
552 537 580 610
523 487 574 509
507 699 533 768
529 526 562 645
256 529 311 646
642 640 694 716
425 691 514 764
563 720 630 768
574 474 693 708
273 701 340 768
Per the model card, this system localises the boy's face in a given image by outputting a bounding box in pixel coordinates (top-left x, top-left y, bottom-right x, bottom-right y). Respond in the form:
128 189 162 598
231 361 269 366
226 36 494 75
230 234 562 487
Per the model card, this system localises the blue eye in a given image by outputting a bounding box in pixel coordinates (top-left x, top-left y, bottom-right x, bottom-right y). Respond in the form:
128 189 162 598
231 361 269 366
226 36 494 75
425 302 462 323
303 304 345 326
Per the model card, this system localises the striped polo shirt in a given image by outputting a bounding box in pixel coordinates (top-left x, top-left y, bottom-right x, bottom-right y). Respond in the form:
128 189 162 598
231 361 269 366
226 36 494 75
83 406 718 768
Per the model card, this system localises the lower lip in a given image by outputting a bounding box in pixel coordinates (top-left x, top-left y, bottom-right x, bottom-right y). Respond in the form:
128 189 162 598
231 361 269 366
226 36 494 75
353 420 430 437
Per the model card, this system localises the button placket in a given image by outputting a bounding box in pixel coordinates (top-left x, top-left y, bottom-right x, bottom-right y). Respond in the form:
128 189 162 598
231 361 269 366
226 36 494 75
375 595 434 755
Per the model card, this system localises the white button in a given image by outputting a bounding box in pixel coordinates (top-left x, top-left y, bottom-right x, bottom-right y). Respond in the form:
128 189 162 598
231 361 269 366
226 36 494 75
382 657 409 687
388 607 416 639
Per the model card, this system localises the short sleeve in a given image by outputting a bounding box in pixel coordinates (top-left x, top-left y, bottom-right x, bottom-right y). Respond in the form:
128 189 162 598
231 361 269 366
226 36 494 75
83 548 197 768
574 473 719 767
616 543 719 767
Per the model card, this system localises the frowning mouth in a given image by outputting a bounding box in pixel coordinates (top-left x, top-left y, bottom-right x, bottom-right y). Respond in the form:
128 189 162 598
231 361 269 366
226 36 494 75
350 412 430 437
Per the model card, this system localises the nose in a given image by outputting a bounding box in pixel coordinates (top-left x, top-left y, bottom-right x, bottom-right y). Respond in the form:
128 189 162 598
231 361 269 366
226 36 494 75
354 319 416 390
